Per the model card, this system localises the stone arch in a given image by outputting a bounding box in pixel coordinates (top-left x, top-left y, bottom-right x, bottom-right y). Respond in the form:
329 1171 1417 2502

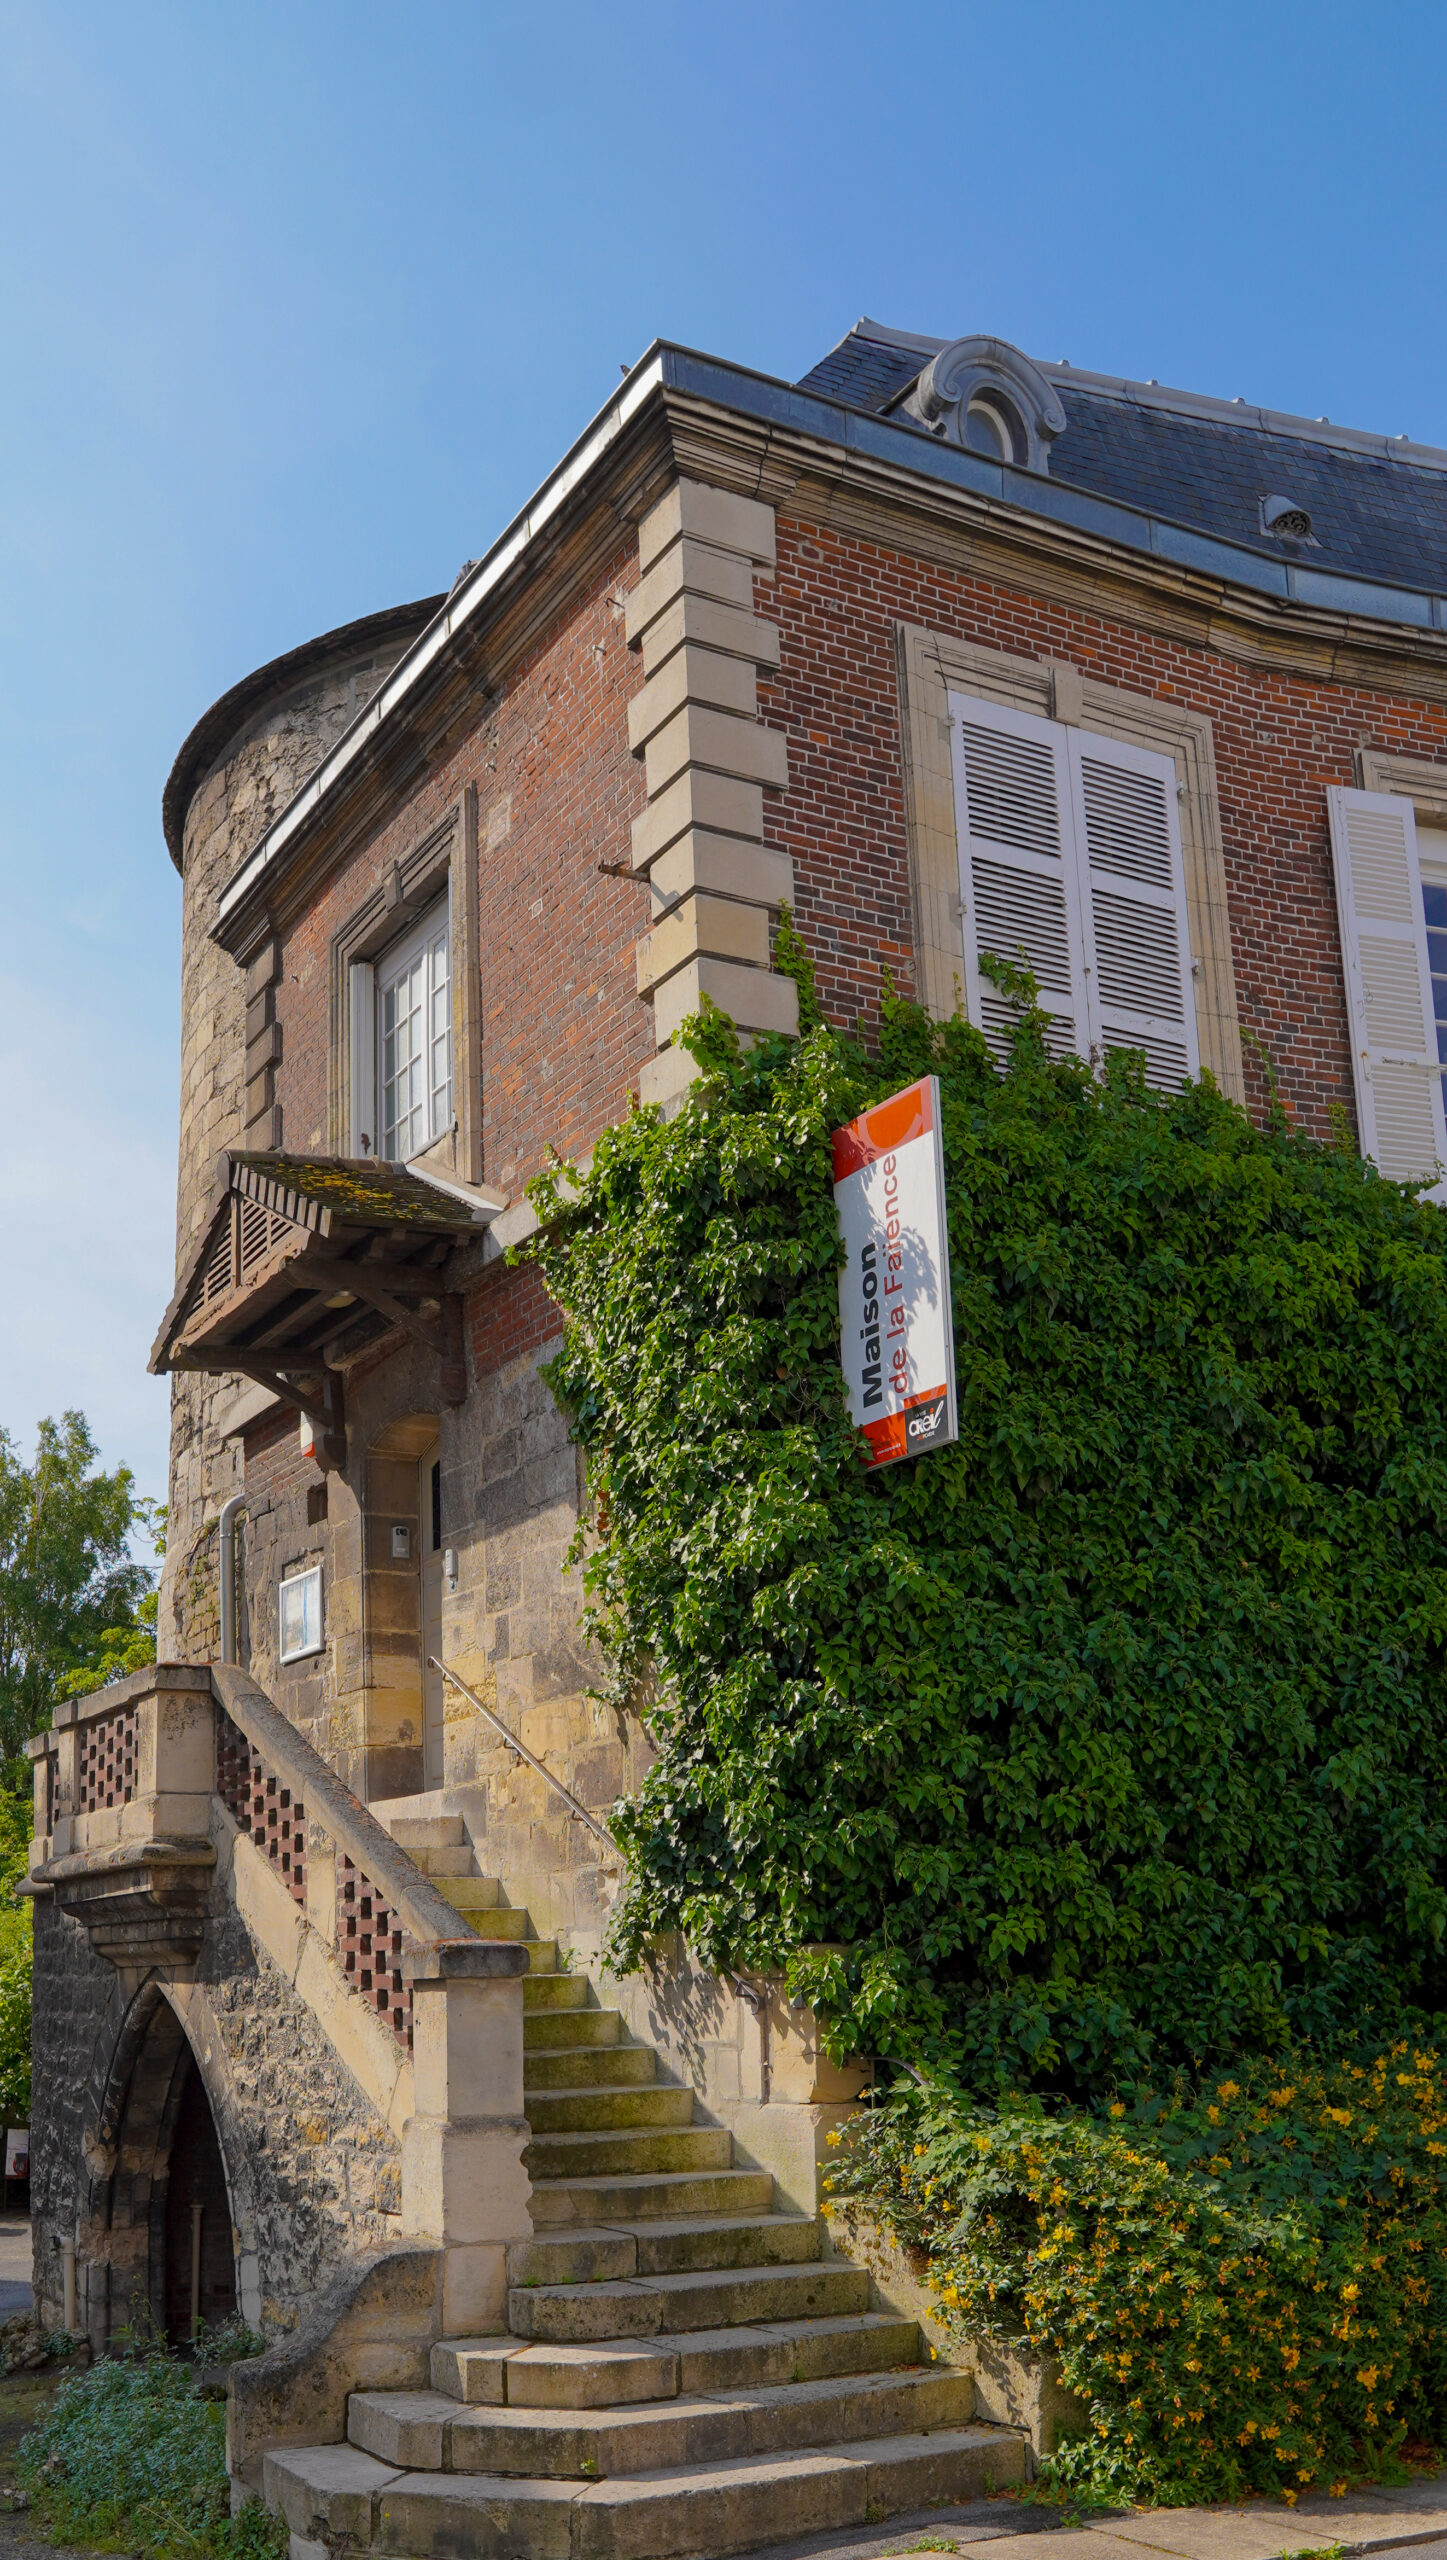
80 1978 245 2350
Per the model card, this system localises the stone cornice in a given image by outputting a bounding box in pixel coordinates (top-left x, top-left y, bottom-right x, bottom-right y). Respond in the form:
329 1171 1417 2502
211 347 1447 954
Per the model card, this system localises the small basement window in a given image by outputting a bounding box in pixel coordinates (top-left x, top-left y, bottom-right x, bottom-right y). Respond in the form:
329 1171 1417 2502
278 1563 324 1664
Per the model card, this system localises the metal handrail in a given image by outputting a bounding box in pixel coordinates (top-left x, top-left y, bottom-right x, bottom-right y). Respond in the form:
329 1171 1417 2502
429 1657 621 1860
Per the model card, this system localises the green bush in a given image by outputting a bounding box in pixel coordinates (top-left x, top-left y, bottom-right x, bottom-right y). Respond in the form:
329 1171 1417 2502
0 1759 32 2124
526 960 1447 2096
828 2051 1447 2506
19 2352 285 2560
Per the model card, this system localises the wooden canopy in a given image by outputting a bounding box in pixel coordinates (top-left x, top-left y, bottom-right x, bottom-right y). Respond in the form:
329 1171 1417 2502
150 1154 502 1468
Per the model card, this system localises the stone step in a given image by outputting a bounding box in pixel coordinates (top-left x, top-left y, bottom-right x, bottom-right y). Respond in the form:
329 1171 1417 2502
525 2086 695 2136
349 2364 976 2479
525 2044 655 2091
523 1973 589 2012
452 1903 529 1941
525 2007 620 2050
507 2256 870 2344
430 2313 923 2409
414 1843 480 1877
525 2125 733 2185
528 2168 774 2229
267 2425 1027 2560
511 2216 822 2291
433 1873 502 1906
385 1813 466 1850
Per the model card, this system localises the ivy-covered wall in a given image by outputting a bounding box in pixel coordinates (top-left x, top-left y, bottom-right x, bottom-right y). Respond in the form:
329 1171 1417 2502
526 958 1447 2100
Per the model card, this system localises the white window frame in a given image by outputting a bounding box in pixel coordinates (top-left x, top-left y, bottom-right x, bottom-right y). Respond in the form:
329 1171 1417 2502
947 688 1200 1091
278 1563 324 1664
349 896 453 1162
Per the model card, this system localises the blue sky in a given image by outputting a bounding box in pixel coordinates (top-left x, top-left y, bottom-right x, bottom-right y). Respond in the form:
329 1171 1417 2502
2 0 1445 1505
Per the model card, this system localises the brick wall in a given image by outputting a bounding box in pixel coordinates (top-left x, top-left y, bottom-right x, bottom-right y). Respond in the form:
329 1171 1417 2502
275 545 652 1199
763 513 1447 1138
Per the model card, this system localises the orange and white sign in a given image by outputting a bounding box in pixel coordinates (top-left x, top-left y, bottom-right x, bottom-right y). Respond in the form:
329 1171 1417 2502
832 1076 957 1469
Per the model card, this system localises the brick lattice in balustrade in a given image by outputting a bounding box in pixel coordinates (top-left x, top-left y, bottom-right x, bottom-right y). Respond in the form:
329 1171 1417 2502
215 1715 306 1905
337 1856 412 2046
75 1704 140 1813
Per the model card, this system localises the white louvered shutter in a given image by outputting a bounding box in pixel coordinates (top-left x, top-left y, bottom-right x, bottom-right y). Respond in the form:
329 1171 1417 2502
1327 786 1447 1193
1067 731 1199 1091
949 693 1090 1062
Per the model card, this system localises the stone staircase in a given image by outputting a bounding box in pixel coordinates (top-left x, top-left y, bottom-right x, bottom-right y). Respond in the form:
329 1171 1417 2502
264 1814 1026 2558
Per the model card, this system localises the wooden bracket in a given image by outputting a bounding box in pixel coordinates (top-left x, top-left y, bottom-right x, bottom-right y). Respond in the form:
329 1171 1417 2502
328 1272 467 1403
228 1358 347 1470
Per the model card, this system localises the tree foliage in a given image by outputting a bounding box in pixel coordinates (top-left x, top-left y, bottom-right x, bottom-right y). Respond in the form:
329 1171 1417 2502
525 973 1447 2099
0 1411 155 1754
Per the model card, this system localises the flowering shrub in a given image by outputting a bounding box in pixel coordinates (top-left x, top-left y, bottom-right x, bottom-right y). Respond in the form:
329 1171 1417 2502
826 2053 1447 2505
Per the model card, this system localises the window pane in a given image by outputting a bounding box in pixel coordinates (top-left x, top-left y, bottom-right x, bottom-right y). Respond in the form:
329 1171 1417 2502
1424 883 1447 929
381 952 426 1158
965 401 1007 461
377 908 449 1159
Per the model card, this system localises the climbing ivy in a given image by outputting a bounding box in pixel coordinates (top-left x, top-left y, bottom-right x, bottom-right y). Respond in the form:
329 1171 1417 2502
523 961 1447 2098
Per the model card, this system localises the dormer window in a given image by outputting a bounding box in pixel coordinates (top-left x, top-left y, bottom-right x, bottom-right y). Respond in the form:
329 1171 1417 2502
898 335 1066 474
964 396 1021 464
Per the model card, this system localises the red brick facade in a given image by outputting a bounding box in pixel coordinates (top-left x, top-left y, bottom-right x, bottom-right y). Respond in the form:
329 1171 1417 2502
273 545 652 1196
765 515 1447 1140
261 508 1447 1186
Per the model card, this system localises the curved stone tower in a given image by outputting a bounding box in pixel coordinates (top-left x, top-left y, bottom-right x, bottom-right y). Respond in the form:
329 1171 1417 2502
158 597 442 1659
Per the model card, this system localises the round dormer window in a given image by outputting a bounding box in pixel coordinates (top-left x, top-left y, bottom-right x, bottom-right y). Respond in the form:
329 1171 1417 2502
902 342 1064 473
964 395 1020 463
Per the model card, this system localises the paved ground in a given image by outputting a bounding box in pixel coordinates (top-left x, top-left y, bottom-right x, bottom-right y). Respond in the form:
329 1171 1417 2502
0 2223 32 2325
733 2474 1447 2559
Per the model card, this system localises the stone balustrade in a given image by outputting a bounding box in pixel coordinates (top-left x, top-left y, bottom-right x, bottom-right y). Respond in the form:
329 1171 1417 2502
29 1660 532 2336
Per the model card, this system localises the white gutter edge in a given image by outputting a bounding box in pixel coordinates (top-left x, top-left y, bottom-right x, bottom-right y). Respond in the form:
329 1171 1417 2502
218 352 667 923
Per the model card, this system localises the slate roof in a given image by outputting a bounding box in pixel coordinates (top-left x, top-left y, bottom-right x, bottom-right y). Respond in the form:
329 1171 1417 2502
798 322 1447 594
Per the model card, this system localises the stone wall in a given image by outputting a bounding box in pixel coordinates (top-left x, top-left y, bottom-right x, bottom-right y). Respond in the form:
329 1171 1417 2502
185 1888 401 2333
29 1901 113 2328
161 624 429 1664
30 1862 401 2343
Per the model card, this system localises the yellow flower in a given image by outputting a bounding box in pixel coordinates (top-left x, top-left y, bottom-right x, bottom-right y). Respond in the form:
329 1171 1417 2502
1341 2282 1359 2301
1109 2102 1126 2119
1216 2081 1241 2101
1330 2481 1348 2498
1269 2086 1296 2107
826 2130 842 2147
